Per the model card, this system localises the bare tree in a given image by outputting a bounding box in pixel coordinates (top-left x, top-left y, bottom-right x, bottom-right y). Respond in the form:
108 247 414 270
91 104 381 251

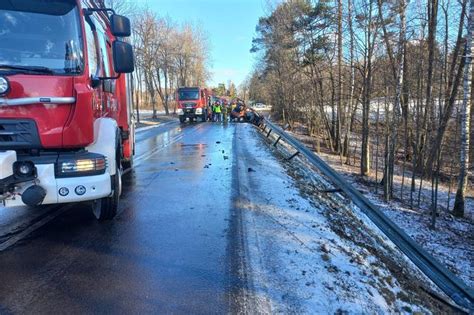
360 0 378 176
453 0 473 217
132 9 211 115
384 0 407 201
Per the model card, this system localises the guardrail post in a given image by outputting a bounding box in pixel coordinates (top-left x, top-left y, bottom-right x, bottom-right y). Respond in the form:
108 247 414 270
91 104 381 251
266 129 272 137
273 136 281 147
286 151 300 161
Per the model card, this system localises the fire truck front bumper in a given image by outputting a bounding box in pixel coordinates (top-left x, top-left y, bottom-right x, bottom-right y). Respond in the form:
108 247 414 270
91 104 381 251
178 108 203 116
0 151 112 207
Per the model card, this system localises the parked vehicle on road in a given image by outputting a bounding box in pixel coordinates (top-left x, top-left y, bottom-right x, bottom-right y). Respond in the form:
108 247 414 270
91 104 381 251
176 87 210 123
0 0 135 220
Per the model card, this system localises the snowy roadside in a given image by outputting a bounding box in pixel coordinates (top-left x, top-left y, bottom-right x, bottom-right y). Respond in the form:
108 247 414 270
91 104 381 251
281 126 473 289
233 124 455 313
135 114 177 132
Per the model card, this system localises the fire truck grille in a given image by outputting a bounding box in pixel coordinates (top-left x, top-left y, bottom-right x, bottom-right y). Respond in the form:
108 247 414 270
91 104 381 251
0 119 41 149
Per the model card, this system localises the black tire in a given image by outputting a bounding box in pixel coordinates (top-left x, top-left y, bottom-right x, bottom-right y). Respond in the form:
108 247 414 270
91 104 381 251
93 171 120 221
92 134 122 221
179 116 186 123
122 154 133 170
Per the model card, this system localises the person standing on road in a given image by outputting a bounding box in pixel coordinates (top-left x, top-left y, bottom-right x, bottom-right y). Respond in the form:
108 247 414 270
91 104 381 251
211 101 217 122
222 102 229 122
213 100 222 122
207 96 212 121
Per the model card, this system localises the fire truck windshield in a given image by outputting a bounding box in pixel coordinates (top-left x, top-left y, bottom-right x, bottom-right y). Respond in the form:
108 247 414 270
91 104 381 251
178 90 200 101
0 4 83 75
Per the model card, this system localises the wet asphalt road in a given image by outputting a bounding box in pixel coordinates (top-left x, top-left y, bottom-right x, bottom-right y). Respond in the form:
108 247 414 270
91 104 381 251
0 121 245 314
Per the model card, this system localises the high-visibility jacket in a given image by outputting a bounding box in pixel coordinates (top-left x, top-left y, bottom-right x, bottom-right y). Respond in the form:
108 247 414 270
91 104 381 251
214 105 222 113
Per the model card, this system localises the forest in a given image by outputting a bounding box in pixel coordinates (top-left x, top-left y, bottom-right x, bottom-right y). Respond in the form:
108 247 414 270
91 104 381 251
246 0 473 224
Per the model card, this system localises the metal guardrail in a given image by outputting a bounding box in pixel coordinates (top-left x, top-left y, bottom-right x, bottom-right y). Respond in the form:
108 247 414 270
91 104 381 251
259 119 474 311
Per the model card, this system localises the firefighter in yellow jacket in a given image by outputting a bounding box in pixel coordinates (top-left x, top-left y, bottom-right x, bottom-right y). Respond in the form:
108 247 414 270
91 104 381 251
213 100 222 122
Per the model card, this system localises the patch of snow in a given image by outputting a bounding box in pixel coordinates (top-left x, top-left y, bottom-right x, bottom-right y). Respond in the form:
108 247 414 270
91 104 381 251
282 125 473 289
233 124 450 313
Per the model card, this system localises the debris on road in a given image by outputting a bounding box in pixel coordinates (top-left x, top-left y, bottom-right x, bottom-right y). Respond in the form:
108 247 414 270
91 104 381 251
320 243 330 253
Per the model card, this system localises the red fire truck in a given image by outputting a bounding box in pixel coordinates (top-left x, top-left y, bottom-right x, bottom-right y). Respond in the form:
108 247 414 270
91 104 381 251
176 87 210 123
0 0 135 220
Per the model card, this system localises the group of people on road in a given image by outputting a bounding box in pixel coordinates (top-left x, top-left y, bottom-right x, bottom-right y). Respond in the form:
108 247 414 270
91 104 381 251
210 99 242 122
209 98 263 126
210 100 225 122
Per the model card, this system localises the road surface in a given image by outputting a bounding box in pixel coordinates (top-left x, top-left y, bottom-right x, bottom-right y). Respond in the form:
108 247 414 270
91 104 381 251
0 121 454 314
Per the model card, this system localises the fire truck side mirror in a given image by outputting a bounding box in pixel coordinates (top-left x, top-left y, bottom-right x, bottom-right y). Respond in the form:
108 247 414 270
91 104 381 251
112 41 135 74
110 14 131 37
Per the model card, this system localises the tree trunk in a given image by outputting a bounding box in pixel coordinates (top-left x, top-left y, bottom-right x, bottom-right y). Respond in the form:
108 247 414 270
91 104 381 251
423 0 439 176
163 65 170 115
424 0 468 173
361 0 375 176
361 50 372 175
337 0 343 156
385 0 406 200
453 0 473 217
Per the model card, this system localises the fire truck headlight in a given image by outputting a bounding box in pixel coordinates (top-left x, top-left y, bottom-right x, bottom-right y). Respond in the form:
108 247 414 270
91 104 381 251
57 156 106 178
195 108 203 115
0 76 9 96
13 161 36 178
177 108 184 115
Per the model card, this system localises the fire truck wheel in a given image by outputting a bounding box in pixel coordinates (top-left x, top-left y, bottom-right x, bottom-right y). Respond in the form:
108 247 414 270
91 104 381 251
179 116 186 123
122 155 133 170
92 136 122 221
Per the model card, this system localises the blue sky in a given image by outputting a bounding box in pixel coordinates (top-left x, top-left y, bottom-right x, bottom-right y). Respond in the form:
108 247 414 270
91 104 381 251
146 0 266 87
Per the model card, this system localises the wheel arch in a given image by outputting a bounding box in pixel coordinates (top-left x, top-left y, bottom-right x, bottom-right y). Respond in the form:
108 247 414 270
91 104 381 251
86 118 119 176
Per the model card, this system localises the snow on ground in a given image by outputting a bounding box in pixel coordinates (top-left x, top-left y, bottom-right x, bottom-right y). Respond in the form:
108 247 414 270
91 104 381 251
282 127 473 289
234 124 453 313
135 113 177 131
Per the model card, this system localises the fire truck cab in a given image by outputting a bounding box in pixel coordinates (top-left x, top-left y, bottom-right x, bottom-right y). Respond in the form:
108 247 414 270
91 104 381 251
0 0 135 220
176 87 209 123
